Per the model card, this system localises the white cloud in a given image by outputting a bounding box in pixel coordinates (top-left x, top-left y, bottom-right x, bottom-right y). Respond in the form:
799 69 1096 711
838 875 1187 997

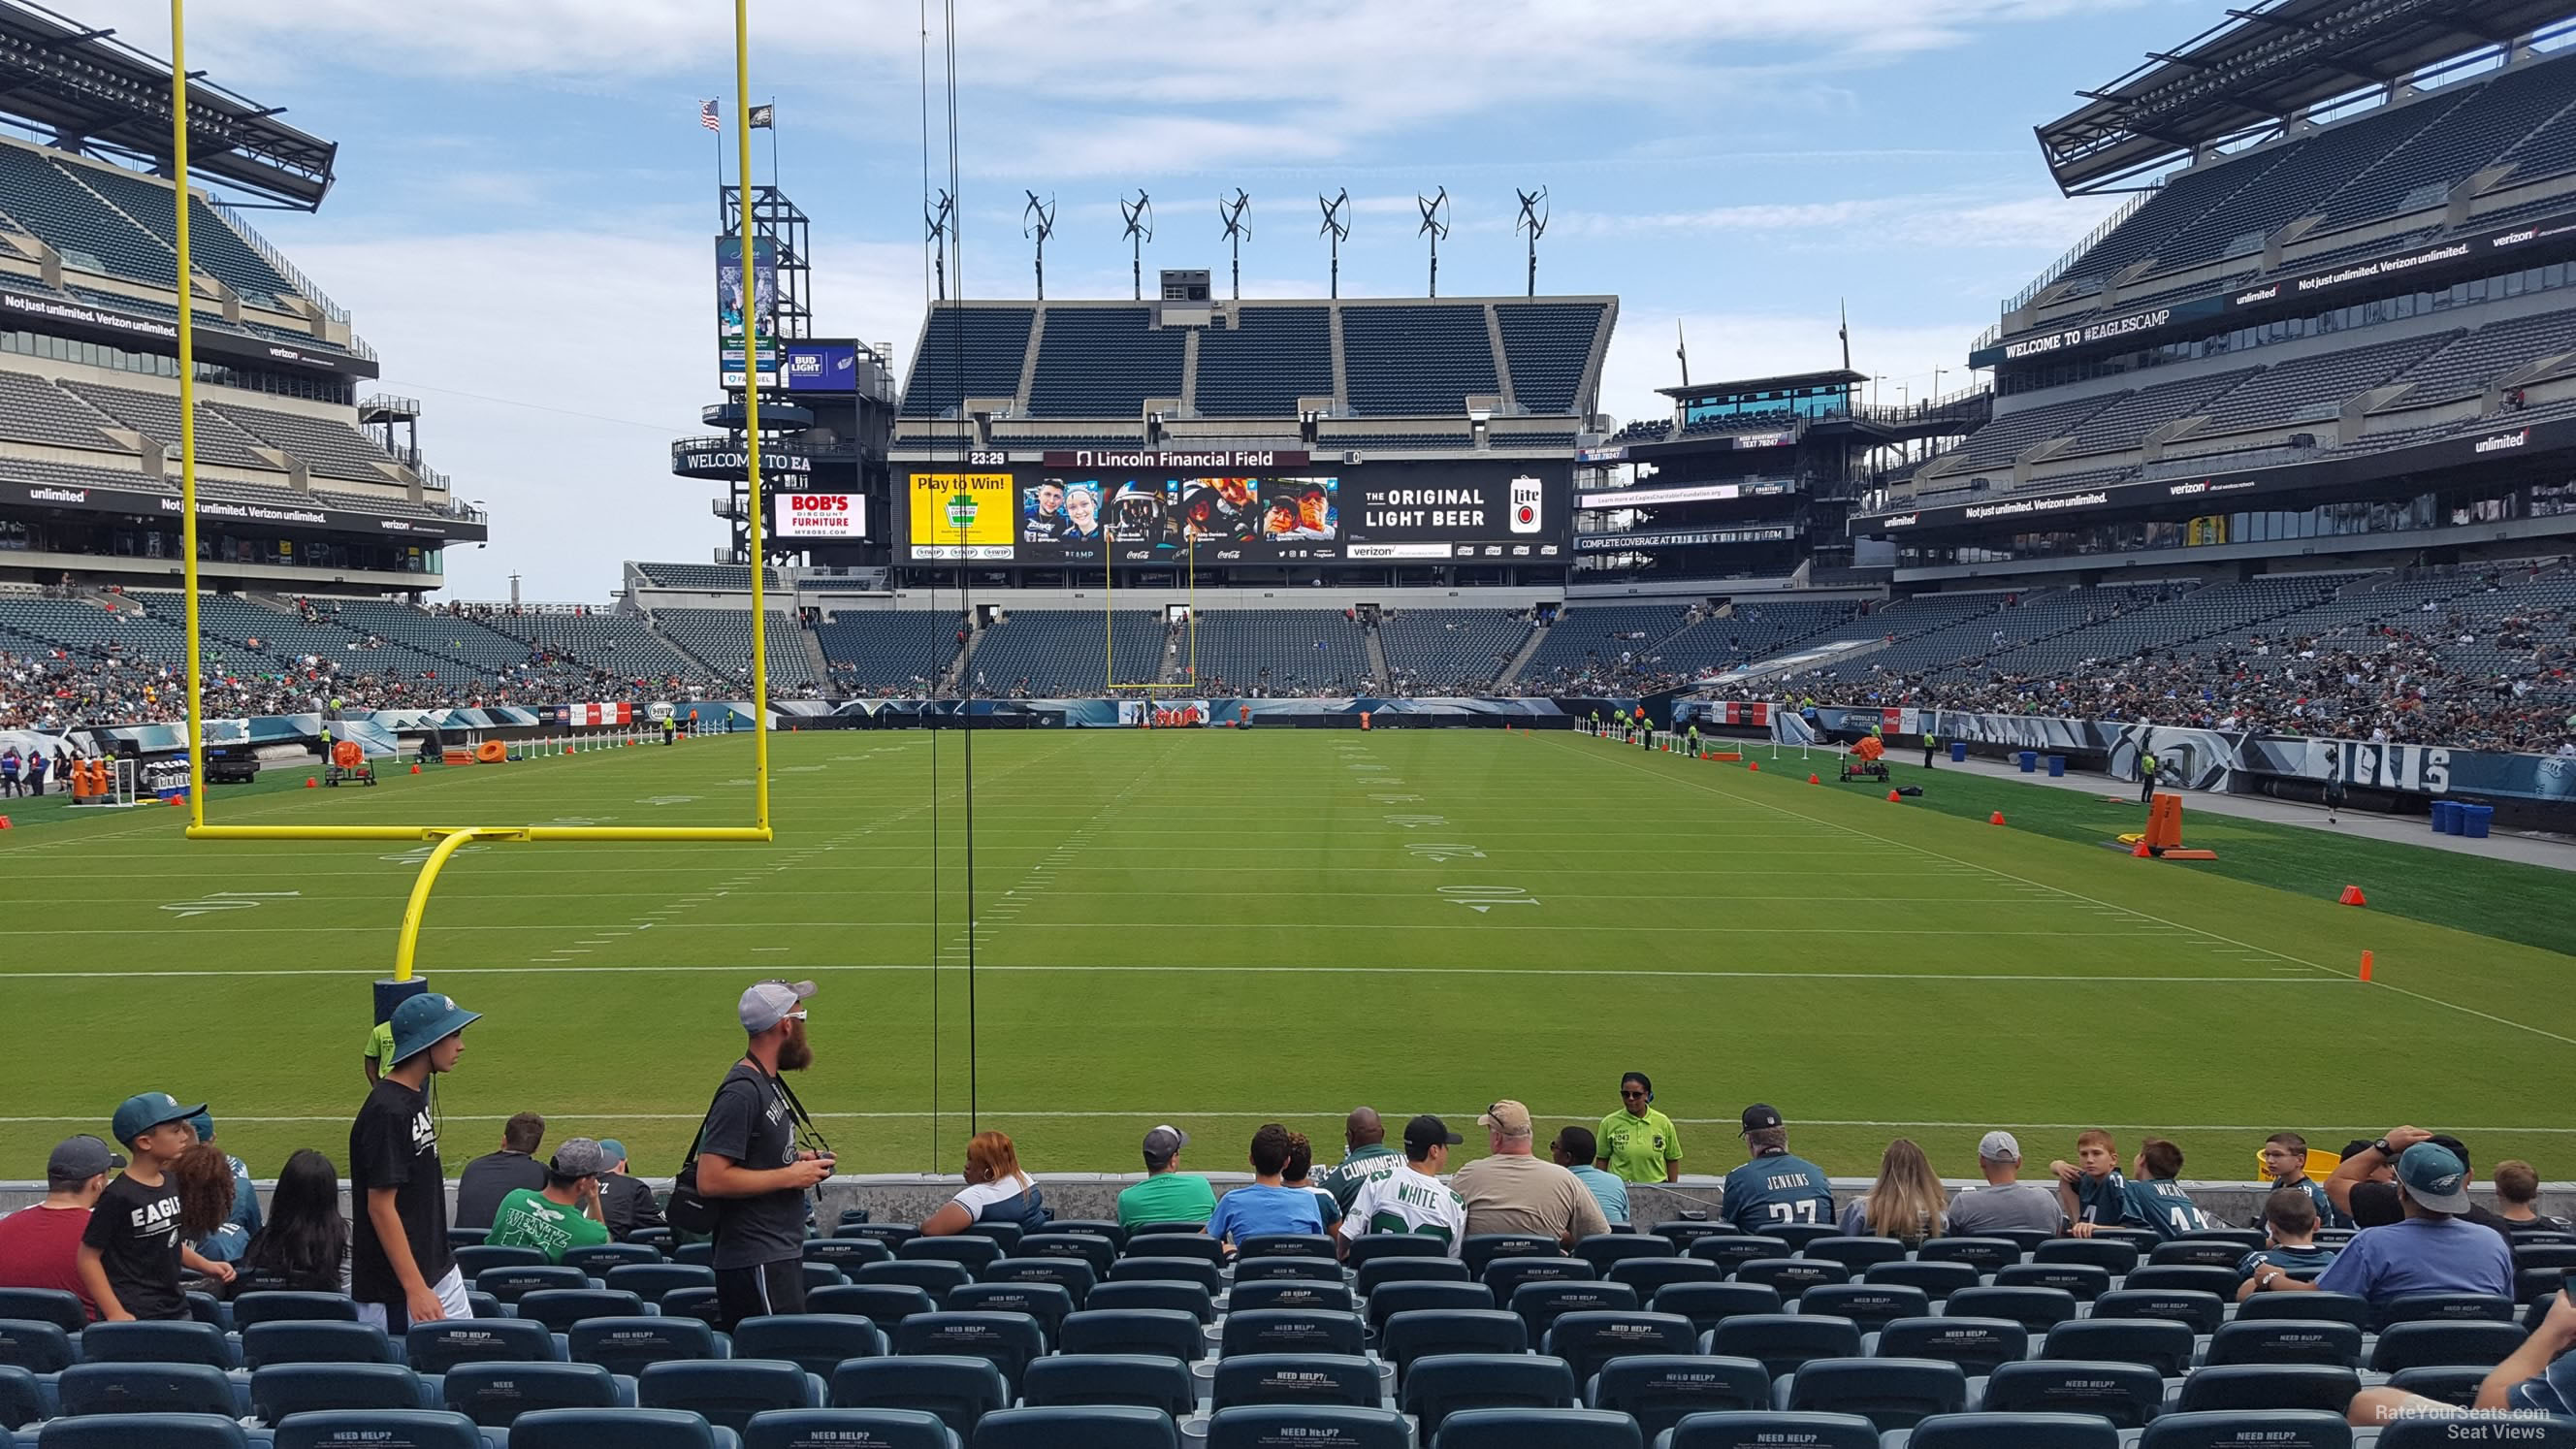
1565 190 2126 250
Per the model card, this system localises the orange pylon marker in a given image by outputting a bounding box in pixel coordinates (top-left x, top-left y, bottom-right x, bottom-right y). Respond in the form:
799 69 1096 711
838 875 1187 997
1748 761 1759 772
1886 789 1901 802
1989 811 2006 825
2359 950 2374 982
1808 773 1820 785
410 763 422 775
2132 838 2152 857
2338 885 2367 907
305 777 317 789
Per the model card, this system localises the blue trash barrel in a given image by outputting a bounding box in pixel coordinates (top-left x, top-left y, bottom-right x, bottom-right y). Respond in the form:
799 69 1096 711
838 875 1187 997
2017 751 2038 773
2431 801 2457 834
1949 742 1968 762
2046 756 2067 778
2461 804 2494 839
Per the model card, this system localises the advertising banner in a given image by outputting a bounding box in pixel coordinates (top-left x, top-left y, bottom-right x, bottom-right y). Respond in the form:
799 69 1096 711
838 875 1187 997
777 492 866 539
783 341 859 392
906 471 1016 560
716 236 779 387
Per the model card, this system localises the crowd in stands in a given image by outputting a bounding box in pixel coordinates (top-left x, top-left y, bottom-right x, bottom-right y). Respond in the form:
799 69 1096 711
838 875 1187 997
3 992 2567 1444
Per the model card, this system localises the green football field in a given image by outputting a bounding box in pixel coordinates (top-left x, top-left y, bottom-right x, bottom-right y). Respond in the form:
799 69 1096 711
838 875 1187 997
2 725 2569 1185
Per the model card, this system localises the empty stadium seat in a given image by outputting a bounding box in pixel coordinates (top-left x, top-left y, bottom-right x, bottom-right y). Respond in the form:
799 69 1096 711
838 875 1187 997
1703 1315 1863 1377
1994 1265 2109 1304
804 1239 895 1273
807 1283 937 1332
1917 1239 2022 1273
78 1318 234 1368
1228 1279 1355 1316
1237 1234 1336 1261
1875 1315 2028 1375
1208 1353 1381 1411
1232 1256 1344 1286
1056 1307 1205 1362
2174 1365 2363 1414
2385 1366 2492 1409
1862 1261 1980 1302
517 1289 648 1334
2238 1293 2372 1331
2094 1288 2228 1336
1979 1359 2165 1429
242 1320 402 1368
891 1313 1045 1394
638 1358 823 1433
1586 1355 1769 1439
1512 1281 1640 1338
1904 1411 2123 1449
2367 1319 2531 1371
568 1316 724 1377
1487 1257 1596 1298
828 1356 1009 1436
567 1243 665 1273
903 1237 1007 1274
1011 1234 1115 1274
1464 1236 1565 1276
234 1291 363 1327
946 1283 1075 1347
608 1264 720 1307
2039 1317 2197 1377
2374 1294 2517 1331
662 1288 724 1327
980 1256 1096 1305
2138 1409 2351 1449
455 1245 551 1277
504 1407 740 1449
1795 1283 1930 1332
266 1408 493 1449
1430 1405 1643 1449
1783 1357 1968 1431
1081 1282 1214 1324
1607 1259 1723 1298
1690 1239 1792 1274
0 1365 48 1431
858 1261 974 1306
475 1265 587 1304
1354 1258 1471 1297
441 1361 631 1428
1575 1236 1677 1272
1542 1310 1699 1384
1110 1259 1224 1297
1203 1405 1410 1449
0 1318 76 1372
1381 1309 1528 1380
250 1362 438 1422
1650 1283 1783 1336
32 1415 253 1449
1020 1354 1194 1415
55 1362 242 1419
1657 1411 1879 1449
1732 1259 1848 1301
728 1315 886 1378
1402 1353 1579 1437
1364 1280 1490 1335
1220 1309 1365 1359
1948 1285 2081 1332
2206 1318 2366 1368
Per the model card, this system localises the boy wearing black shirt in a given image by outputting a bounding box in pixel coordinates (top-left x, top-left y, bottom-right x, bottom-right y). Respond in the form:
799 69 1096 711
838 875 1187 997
351 991 481 1330
80 1092 234 1320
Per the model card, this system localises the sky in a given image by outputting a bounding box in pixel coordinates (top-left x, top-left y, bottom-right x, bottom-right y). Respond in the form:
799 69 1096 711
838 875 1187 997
60 0 2221 599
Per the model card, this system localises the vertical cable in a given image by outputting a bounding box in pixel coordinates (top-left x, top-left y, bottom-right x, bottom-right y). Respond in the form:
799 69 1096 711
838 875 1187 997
918 0 942 1173
170 0 204 827
942 0 981 1133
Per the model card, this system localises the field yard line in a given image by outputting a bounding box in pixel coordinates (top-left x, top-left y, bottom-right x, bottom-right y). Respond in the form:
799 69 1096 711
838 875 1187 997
1560 738 2576 1050
0 963 2349 982
0 921 2198 936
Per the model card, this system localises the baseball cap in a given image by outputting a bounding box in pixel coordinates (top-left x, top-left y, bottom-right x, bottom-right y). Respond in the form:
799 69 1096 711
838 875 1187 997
48 1135 122 1183
1978 1131 2022 1164
187 1111 215 1144
1142 1125 1188 1166
2397 1142 2472 1213
1740 1104 1785 1135
390 991 481 1064
740 979 817 1034
111 1092 207 1147
549 1138 608 1178
597 1140 628 1168
1478 1101 1532 1135
1404 1114 1464 1151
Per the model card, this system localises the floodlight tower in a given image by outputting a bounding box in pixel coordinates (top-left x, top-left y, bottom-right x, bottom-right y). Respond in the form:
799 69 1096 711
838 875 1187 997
1515 186 1548 298
1219 189 1251 301
1318 188 1350 299
1022 190 1055 301
926 189 955 301
1119 189 1155 301
1417 186 1449 298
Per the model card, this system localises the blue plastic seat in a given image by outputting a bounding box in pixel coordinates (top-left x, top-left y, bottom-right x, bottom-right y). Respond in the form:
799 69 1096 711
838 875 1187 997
1875 1315 2027 1375
607 1264 720 1307
475 1265 590 1304
1233 1255 1343 1285
1354 1257 1472 1297
676 1243 719 1267
1861 1260 1980 1302
568 1315 723 1377
78 1318 235 1367
1783 1357 1966 1431
243 1321 401 1369
1365 1280 1491 1335
1016 1234 1116 1275
901 1237 1006 1274
1020 1354 1194 1415
0 1364 48 1431
1228 1279 1355 1315
1204 1406 1410 1449
891 1312 1046 1393
408 1317 564 1374
2138 1409 2352 1449
1044 1221 1127 1252
1344 1234 1447 1268
730 1315 885 1378
1079 1282 1214 1325
250 1363 437 1422
518 1288 649 1334
1056 1307 1205 1361
34 1414 251 1449
2368 1320 2531 1371
2038 1317 2197 1377
1542 1310 1698 1384
1510 1281 1640 1338
1123 1233 1223 1266
857 1261 973 1307
1401 1353 1579 1437
2384 1367 2492 1409
2033 1239 2139 1274
442 1361 629 1428
55 1362 241 1418
1688 1238 1790 1274
1108 1258 1223 1296
1946 1285 2080 1331
2174 1365 2363 1414
1978 1359 2164 1429
1586 1354 1768 1439
979 1256 1096 1306
454 1245 549 1278
2372 1294 2515 1331
1732 1258 1847 1302
1219 1308 1366 1359
2124 1265 2239 1300
1238 1234 1336 1261
2206 1318 2366 1368
803 1238 895 1273
1993 1265 2111 1304
1574 1235 1676 1272
1607 1258 1723 1299
1382 1309 1527 1380
1465 1235 1565 1277
267 1408 496 1449
946 1284 1074 1347
1647 1223 1734 1248
639 1358 822 1433
1916 1238 2021 1273
740 1408 957 1449
234 1291 363 1326
1768 1227 1842 1254
1703 1314 1860 1377
1801 1237 1906 1271
506 1407 742 1449
1796 1282 1928 1332
828 1356 1009 1435
1431 1405 1641 1449
807 1283 936 1332
1904 1411 2122 1449
1649 1282 1781 1336
2091 1288 2227 1336
2237 1292 2370 1331
2152 1240 2251 1270
967 1404 1176 1449
1486 1257 1596 1299
1209 1353 1381 1410
836 1225 920 1251
0 1318 75 1373
566 1242 665 1273
1658 1410 1878 1449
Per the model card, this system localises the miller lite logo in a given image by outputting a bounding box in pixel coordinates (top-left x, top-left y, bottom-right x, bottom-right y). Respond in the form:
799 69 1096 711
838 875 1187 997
1508 475 1542 533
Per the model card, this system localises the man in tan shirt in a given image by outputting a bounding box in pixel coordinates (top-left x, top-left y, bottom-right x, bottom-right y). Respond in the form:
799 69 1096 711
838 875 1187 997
1450 1100 1609 1247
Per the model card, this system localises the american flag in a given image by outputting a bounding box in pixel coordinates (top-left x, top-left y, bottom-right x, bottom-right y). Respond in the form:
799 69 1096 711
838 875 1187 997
699 99 721 132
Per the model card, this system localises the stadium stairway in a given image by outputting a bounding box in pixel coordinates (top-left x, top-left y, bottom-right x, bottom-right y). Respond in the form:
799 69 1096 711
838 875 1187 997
1363 628 1391 689
1495 618 1552 688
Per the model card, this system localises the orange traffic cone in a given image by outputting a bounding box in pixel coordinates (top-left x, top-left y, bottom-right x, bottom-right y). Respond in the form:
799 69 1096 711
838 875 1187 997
1748 761 1759 772
305 777 317 789
2360 950 2374 982
410 763 421 775
1989 811 2006 825
168 794 182 807
0 816 11 829
1885 789 1901 802
1808 773 1820 785
2338 885 2367 907
2132 838 2151 857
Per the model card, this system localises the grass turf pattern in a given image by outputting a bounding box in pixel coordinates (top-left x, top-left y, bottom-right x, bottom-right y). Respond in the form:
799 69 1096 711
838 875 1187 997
0 727 2567 1183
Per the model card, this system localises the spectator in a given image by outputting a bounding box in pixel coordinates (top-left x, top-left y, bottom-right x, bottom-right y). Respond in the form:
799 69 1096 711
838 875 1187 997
239 1149 348 1294
2494 1159 2572 1232
1597 1072 1682 1185
2351 1288 2576 1428
1339 1115 1466 1257
454 1112 548 1230
2265 1143 2511 1303
924 1131 1051 1236
0 1136 121 1319
173 1143 239 1265
2050 1129 2128 1233
1719 1104 1834 1234
2326 1135 2401 1221
184 1111 259 1266
486 1140 611 1264
352 991 479 1331
2328 1127 2518 1239
1116 1125 1214 1232
362 1019 396 1085
82 1092 231 1322
2234 1186 2336 1301
1553 1126 1629 1228
2259 1132 2342 1232
1838 1139 1948 1246
2120 1137 2213 1240
1282 1133 1341 1232
1203 1124 1324 1250
1453 1100 1608 1246
698 981 831 1329
594 1140 666 1242
1945 1132 2065 1237
1315 1108 1401 1213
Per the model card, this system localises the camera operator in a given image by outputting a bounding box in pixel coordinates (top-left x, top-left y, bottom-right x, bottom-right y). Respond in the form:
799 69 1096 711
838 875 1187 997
695 980 832 1329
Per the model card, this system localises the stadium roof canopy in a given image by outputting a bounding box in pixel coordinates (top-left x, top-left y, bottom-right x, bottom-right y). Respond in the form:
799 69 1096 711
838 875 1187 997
1657 369 1864 401
0 0 335 209
2037 0 2576 193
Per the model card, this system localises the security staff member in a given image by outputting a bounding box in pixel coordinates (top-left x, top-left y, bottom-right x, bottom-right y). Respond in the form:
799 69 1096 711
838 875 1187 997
2139 749 2160 804
1922 730 1938 769
1687 724 1700 755
662 715 679 746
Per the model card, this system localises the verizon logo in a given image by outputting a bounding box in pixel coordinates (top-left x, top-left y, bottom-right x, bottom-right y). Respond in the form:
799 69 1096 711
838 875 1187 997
2474 429 2531 454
